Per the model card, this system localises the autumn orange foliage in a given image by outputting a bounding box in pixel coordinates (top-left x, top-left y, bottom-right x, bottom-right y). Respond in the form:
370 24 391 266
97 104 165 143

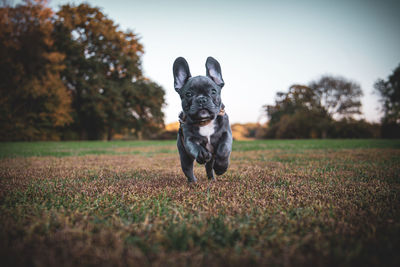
0 0 72 140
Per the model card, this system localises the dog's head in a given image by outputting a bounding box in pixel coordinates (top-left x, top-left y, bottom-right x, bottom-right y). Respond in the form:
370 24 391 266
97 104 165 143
173 57 224 124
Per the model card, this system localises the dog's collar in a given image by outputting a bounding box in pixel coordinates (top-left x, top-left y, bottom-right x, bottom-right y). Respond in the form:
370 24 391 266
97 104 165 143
179 108 225 127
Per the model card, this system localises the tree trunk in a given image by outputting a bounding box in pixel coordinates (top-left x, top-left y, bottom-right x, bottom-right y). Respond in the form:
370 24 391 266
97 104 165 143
107 126 113 141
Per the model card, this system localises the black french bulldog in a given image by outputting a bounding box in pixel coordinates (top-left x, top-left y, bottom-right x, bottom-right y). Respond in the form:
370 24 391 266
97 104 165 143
173 56 233 183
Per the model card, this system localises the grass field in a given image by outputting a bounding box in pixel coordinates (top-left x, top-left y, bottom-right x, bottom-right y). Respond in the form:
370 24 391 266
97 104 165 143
1 139 399 266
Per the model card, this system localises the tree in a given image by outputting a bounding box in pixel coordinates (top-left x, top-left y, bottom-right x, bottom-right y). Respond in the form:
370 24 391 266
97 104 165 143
0 0 72 141
264 85 331 138
126 80 166 139
308 75 363 119
54 3 165 140
266 85 322 124
374 64 400 138
264 76 364 139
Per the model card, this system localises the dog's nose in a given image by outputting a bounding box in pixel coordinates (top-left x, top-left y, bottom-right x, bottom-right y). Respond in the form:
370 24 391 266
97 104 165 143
197 97 207 105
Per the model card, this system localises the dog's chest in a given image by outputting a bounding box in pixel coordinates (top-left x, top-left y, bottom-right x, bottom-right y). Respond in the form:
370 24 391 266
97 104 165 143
199 120 215 152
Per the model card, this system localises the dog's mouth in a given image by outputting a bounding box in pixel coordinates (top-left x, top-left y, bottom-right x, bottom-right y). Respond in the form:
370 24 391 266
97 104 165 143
194 109 213 123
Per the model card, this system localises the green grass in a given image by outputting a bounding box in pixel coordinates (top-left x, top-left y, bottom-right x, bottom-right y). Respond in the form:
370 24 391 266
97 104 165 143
1 139 399 158
233 138 400 151
0 140 176 158
0 139 399 266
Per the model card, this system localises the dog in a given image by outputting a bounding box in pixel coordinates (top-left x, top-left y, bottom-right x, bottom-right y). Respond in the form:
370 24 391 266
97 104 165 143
173 56 232 183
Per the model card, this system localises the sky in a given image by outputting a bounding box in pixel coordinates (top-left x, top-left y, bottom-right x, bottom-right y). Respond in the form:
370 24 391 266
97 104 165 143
27 0 400 123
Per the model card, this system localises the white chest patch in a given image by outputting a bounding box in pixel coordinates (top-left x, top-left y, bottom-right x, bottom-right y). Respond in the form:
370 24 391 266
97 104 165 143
199 120 215 152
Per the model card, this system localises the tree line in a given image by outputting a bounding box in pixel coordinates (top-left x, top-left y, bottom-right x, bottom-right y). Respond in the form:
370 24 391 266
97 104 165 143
262 65 400 139
0 0 165 141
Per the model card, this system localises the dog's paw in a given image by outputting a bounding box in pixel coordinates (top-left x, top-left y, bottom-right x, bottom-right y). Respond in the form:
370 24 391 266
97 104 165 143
196 147 212 164
187 177 198 184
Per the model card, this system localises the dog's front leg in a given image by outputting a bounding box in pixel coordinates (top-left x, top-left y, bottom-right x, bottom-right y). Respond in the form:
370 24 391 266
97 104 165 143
184 137 212 164
214 131 232 175
177 133 197 183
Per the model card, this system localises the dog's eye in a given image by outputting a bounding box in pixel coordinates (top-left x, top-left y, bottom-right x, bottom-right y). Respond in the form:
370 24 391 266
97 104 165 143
211 89 217 95
185 92 192 98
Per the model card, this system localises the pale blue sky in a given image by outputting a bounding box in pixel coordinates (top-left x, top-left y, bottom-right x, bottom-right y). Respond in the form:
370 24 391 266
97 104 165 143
44 0 400 123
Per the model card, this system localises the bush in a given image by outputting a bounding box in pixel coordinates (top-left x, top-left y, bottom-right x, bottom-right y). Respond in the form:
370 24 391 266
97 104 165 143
264 111 331 139
329 118 380 138
381 122 400 138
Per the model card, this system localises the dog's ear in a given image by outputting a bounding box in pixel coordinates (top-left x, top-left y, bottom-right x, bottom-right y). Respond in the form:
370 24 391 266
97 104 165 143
173 57 191 92
206 56 224 88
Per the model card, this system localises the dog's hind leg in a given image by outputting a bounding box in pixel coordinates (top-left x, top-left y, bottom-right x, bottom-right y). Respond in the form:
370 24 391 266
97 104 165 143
205 157 215 180
177 134 197 183
180 153 196 183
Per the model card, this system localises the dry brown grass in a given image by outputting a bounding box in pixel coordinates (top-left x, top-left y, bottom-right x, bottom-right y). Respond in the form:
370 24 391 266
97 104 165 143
0 141 399 266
